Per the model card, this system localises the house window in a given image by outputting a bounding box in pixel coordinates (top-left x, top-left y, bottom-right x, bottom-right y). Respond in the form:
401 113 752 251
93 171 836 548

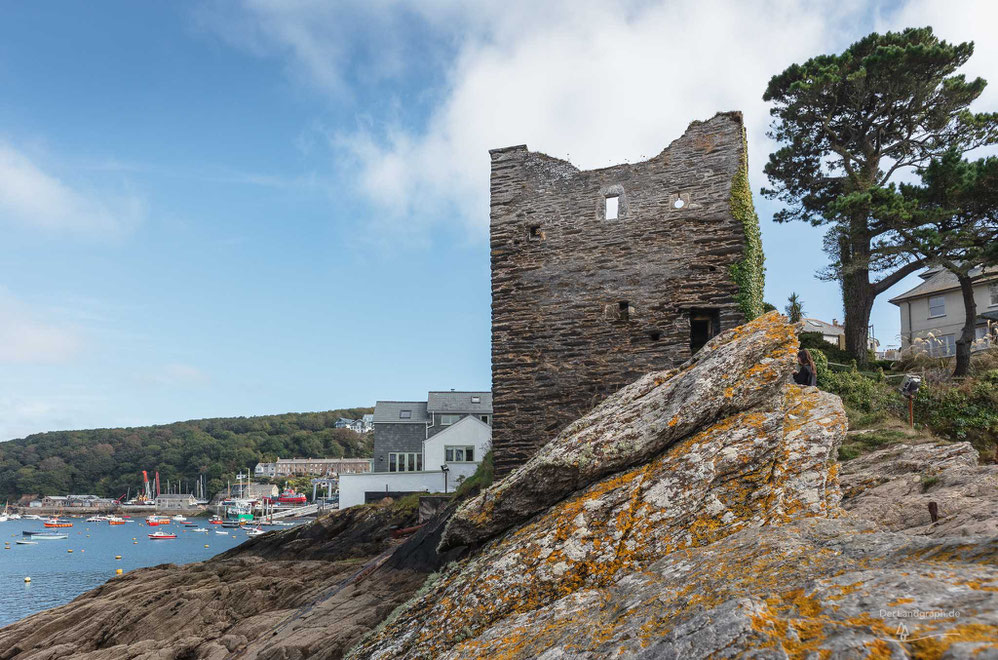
399 410 412 419
440 414 461 426
990 283 998 307
445 446 475 463
605 195 619 220
388 452 422 472
928 295 946 318
471 395 481 404
929 334 955 357
480 415 489 424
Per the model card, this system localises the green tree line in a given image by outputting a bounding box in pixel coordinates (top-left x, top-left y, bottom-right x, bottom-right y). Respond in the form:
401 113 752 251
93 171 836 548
0 408 373 500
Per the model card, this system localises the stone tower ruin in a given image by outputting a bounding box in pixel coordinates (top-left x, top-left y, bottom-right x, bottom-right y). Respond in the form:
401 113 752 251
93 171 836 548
489 111 764 476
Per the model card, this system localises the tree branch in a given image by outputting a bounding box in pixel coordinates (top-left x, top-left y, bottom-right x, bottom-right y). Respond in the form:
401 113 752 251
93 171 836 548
872 259 925 295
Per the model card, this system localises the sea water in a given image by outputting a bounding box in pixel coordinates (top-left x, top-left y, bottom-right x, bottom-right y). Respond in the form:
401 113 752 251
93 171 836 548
0 517 271 627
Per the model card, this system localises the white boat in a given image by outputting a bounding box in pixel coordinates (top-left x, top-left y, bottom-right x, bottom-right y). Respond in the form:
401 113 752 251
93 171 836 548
8 513 21 520
32 533 68 540
190 527 208 533
245 527 265 537
148 531 177 539
15 540 37 545
171 515 187 522
0 515 8 523
86 515 108 522
22 514 43 520
214 530 229 535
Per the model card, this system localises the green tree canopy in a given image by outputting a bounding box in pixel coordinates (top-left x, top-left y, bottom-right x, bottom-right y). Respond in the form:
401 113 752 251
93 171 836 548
892 151 998 375
763 26 998 364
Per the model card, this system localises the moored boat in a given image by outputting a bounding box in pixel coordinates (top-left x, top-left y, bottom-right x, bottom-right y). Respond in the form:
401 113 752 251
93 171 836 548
15 540 37 545
108 516 126 525
245 527 265 537
148 531 177 539
43 518 73 528
32 533 68 540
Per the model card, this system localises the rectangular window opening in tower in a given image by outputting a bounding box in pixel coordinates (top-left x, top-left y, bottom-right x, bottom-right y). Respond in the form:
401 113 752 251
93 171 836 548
605 195 619 220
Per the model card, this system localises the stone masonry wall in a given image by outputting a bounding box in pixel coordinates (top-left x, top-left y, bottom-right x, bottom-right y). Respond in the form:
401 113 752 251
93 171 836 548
490 112 754 476
372 423 425 473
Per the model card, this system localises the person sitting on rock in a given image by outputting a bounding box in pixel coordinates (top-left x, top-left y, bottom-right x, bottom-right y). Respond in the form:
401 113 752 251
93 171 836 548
793 348 817 386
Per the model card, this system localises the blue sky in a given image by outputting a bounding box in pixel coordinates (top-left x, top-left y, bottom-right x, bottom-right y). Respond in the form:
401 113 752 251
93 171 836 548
1 0 995 440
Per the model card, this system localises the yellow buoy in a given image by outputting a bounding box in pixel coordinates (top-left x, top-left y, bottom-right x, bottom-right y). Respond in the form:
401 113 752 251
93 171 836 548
115 555 121 559
133 541 138 544
204 545 209 548
115 569 123 575
67 549 73 553
24 577 30 583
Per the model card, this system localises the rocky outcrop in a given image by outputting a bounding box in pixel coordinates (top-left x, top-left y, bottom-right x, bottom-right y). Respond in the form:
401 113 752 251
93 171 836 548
4 312 997 659
841 440 998 538
441 311 800 551
0 500 429 660
353 313 998 659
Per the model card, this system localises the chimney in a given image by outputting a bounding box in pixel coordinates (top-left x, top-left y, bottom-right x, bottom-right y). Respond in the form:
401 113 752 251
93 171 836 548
833 319 838 326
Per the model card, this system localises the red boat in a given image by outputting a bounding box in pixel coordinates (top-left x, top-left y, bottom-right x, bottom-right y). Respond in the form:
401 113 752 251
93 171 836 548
44 518 73 528
264 489 307 506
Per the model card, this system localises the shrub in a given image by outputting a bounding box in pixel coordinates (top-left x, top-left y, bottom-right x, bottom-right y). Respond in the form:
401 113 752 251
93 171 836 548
453 451 494 501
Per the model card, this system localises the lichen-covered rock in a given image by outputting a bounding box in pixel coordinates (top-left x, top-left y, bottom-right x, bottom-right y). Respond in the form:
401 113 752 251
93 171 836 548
351 314 854 659
353 312 998 659
440 311 799 551
841 440 998 538
413 518 998 659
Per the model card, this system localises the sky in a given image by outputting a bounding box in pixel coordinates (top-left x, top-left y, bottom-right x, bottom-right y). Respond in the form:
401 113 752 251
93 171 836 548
1 0 996 441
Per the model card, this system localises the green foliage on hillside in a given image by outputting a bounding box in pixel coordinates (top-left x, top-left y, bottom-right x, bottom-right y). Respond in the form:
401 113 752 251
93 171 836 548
0 408 373 500
810 349 998 461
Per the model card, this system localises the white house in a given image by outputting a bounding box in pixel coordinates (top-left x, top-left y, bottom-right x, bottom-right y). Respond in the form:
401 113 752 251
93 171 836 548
338 415 491 509
889 266 998 357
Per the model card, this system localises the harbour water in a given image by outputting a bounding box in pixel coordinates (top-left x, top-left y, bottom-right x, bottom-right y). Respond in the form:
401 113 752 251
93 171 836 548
0 517 276 628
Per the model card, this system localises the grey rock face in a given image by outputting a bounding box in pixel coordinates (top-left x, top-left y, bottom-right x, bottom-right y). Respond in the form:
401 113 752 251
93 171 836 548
841 440 998 538
440 310 800 552
352 313 998 659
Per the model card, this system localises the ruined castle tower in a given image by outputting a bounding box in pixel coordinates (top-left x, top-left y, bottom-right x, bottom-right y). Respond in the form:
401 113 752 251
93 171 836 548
489 111 764 476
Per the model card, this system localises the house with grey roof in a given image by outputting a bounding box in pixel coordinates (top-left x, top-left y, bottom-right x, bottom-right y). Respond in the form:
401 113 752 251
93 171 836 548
339 414 492 509
372 391 491 473
890 266 998 357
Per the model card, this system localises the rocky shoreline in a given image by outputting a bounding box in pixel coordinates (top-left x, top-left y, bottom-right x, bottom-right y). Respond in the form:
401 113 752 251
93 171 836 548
2 313 996 659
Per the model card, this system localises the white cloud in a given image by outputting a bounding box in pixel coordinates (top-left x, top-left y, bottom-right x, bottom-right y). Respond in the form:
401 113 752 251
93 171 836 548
0 142 145 236
211 0 997 240
0 287 82 364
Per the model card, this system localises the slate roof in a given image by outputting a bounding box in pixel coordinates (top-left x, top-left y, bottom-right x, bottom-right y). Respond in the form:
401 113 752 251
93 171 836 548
427 391 493 414
373 401 429 423
889 267 998 304
801 318 844 336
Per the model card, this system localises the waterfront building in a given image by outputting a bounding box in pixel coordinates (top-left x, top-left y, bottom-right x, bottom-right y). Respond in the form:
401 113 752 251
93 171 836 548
339 414 491 509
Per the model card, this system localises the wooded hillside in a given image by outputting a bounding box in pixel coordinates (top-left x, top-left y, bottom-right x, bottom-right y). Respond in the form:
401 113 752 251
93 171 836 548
0 408 373 500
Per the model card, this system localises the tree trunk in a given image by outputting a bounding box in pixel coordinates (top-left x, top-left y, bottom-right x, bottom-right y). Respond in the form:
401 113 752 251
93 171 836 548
953 272 977 377
841 224 874 366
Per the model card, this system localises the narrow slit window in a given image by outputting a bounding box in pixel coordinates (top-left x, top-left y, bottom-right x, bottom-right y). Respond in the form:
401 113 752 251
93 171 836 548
605 196 619 220
618 301 630 321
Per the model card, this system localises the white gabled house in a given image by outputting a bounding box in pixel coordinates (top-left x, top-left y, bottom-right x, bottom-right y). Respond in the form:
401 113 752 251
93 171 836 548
338 415 491 509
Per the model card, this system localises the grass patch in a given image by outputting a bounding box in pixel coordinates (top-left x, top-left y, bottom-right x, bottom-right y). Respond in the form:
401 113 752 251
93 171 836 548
838 429 910 461
920 474 940 492
453 451 493 501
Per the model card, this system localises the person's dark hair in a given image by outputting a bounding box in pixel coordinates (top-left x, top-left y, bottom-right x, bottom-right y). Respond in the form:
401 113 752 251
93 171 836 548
798 348 816 376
